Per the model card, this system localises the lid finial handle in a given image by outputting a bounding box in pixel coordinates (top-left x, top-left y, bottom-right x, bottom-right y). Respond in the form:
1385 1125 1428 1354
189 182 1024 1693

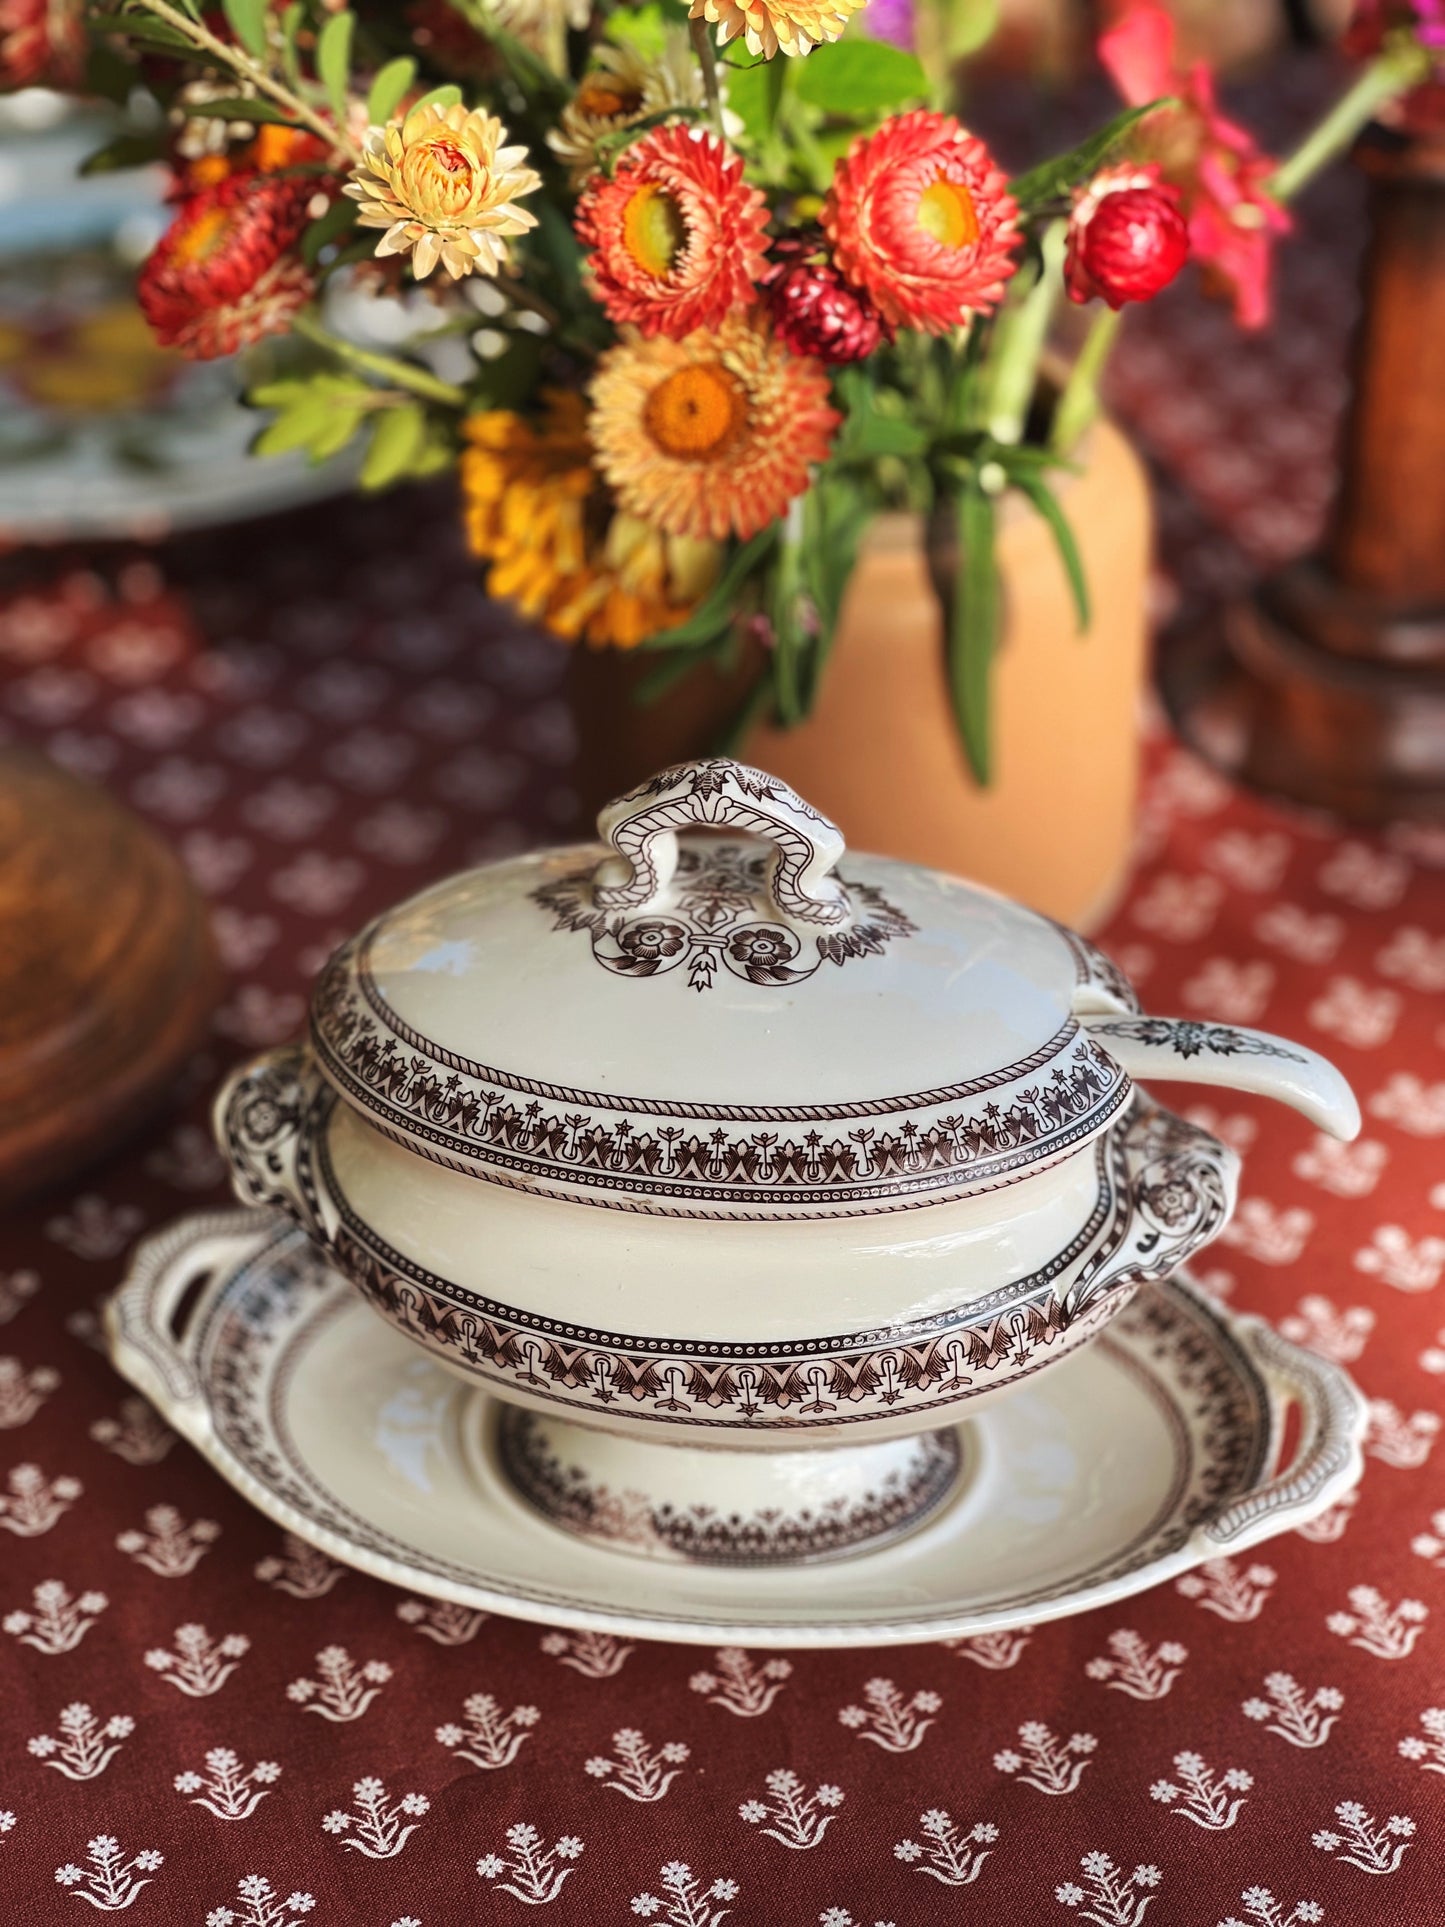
594 759 851 929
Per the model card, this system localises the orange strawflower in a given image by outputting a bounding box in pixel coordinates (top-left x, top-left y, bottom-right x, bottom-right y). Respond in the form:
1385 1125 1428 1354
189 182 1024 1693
137 174 316 360
575 126 770 341
588 315 839 543
822 110 1020 333
460 392 719 648
688 0 865 59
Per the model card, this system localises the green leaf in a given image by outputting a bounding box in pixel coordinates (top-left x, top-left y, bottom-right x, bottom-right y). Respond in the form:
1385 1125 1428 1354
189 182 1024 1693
88 12 194 50
317 11 354 123
79 131 167 174
179 96 301 125
279 1 304 83
1012 471 1090 633
792 40 927 117
252 402 334 458
366 55 416 125
301 196 356 266
404 85 463 130
934 480 998 785
1009 100 1172 212
305 403 370 462
643 528 779 652
604 0 670 58
725 58 785 146
360 403 428 489
220 0 268 58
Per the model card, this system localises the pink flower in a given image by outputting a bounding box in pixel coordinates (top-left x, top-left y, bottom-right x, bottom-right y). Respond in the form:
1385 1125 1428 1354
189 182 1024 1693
1098 0 1290 327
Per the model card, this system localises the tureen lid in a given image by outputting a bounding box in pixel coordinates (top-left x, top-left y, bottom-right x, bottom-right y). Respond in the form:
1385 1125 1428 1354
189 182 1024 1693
310 759 1140 1218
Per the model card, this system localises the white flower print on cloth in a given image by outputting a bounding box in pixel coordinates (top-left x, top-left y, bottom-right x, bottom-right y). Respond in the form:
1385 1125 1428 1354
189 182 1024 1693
1292 1134 1388 1198
1278 1296 1374 1364
355 802 446 864
1175 1558 1276 1622
253 1535 344 1599
585 1728 687 1802
397 1597 484 1643
1254 903 1342 964
43 1195 143 1261
322 1776 429 1858
115 1505 220 1576
145 1123 228 1192
1085 1631 1188 1699
1130 873 1224 942
5 1579 107 1654
1354 1225 1445 1293
29 1703 134 1781
688 1648 789 1715
0 1356 59 1429
1376 926 1445 993
181 829 252 895
212 985 307 1048
738 1769 842 1848
109 687 203 748
286 1645 391 1720
54 1834 162 1910
1411 1507 1445 1567
1181 1104 1258 1155
1221 1199 1314 1266
837 1678 940 1751
541 1628 633 1678
942 1627 1033 1670
1297 1490 1357 1541
210 906 280 973
438 1693 540 1771
816 1913 895 1927
269 851 363 917
175 1748 281 1820
241 779 336 842
1326 1586 1428 1659
1218 1889 1324 1927
1419 1329 1445 1376
1365 1399 1439 1468
1242 1673 1343 1748
629 1862 737 1925
1207 830 1291 894
0 1463 81 1536
1312 1800 1415 1875
1307 976 1400 1049
994 1723 1097 1795
1150 1750 1252 1829
131 755 225 820
1055 1851 1161 1925
1182 958 1273 1022
1397 1707 1445 1774
476 1823 583 1905
206 1874 316 1926
893 1810 997 1887
1367 1074 1445 1136
1317 840 1409 909
145 1623 248 1696
0 1268 39 1324
89 1397 174 1465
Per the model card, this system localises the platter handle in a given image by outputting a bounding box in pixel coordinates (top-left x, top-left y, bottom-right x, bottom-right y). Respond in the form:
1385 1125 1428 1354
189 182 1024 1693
1198 1317 1366 1552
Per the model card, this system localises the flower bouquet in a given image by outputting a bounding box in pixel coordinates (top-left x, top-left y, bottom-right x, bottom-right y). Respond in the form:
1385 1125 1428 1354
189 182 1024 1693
11 0 1437 777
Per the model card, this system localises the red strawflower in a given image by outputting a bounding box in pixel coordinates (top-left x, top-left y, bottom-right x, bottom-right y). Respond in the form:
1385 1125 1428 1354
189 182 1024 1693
821 110 1020 335
0 0 84 88
574 125 770 340
1065 163 1188 309
1099 0 1290 329
760 232 890 364
138 173 318 360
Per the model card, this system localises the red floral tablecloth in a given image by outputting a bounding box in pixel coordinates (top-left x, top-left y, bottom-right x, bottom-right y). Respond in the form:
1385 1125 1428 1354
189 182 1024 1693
3 87 1445 1927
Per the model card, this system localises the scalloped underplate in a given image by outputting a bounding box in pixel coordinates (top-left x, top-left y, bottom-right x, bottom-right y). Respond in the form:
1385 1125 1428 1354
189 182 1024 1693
105 1210 1365 1649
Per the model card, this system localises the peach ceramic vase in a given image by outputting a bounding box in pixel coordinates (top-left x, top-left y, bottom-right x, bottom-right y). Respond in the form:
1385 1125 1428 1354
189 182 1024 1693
569 416 1151 930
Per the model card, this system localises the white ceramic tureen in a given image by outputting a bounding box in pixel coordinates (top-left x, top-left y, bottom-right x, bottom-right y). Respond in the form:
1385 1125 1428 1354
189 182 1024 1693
217 758 1359 1570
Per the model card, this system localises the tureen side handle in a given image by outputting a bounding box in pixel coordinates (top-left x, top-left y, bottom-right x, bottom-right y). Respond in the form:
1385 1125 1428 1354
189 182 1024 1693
102 1209 270 1439
1196 1316 1366 1553
1076 1013 1361 1141
592 758 852 929
212 1043 330 1241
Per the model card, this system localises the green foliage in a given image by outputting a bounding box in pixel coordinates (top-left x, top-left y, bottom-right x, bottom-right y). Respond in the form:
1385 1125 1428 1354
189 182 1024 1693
316 10 355 122
249 374 450 487
219 0 268 59
300 197 357 266
1010 470 1090 632
178 95 300 124
1009 100 1172 212
725 58 785 147
79 129 168 174
88 11 194 51
791 40 927 118
939 477 998 786
642 528 780 653
366 55 417 125
405 83 464 123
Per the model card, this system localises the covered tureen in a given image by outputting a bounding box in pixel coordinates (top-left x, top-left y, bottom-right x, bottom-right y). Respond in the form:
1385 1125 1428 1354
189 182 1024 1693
219 758 1358 1567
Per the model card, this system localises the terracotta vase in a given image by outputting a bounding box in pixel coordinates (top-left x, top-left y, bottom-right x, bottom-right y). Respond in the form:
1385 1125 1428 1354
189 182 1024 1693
569 415 1151 929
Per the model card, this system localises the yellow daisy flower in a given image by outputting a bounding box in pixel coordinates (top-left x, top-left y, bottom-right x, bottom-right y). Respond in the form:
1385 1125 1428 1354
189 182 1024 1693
547 31 704 185
688 0 866 60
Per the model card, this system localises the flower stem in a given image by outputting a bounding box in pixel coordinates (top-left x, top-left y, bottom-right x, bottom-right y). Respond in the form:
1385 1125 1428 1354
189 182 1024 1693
1268 40 1432 205
122 0 365 166
1051 304 1121 457
689 17 727 139
984 218 1065 445
291 310 468 407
